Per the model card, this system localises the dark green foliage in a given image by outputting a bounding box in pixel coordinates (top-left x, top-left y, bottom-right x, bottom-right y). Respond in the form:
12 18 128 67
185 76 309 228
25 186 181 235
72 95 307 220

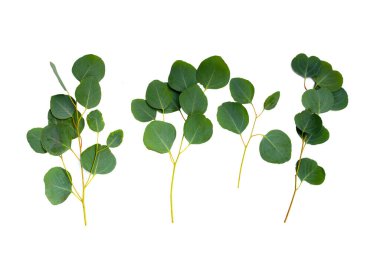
229 78 254 104
131 99 157 122
259 130 292 164
81 144 117 174
179 85 208 115
87 110 105 132
44 167 72 205
168 60 197 92
197 56 230 89
264 91 280 110
143 121 176 154
217 102 249 134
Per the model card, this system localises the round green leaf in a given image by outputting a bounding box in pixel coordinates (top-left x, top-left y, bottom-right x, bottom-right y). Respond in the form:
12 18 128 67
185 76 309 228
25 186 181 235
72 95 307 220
264 91 280 110
179 85 208 115
184 114 213 144
331 88 348 111
296 126 329 145
48 110 85 140
72 54 105 81
41 125 71 156
157 88 180 114
131 99 157 122
87 110 105 132
302 87 334 114
217 102 249 134
145 80 173 111
75 76 101 109
27 128 46 154
291 53 321 78
294 110 322 135
296 158 325 185
50 94 75 119
44 167 72 205
143 121 176 154
196 56 230 89
259 130 292 164
168 60 197 92
107 129 124 148
81 144 116 174
313 61 343 92
229 78 254 104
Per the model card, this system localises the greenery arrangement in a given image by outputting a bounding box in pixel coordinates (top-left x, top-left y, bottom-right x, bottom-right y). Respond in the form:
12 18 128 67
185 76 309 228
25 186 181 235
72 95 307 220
217 80 292 188
131 56 230 223
27 54 124 225
284 53 348 223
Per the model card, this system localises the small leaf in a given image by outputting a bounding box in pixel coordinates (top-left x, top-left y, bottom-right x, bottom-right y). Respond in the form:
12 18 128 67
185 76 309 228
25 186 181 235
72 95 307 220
48 110 84 140
86 110 105 132
331 88 348 111
264 91 280 110
145 80 173 111
72 54 105 81
179 85 208 115
313 61 343 92
291 53 321 78
50 94 76 119
75 76 102 109
296 158 325 185
197 56 230 89
143 121 176 154
44 167 72 205
296 126 329 145
259 130 292 164
131 99 157 122
229 78 254 104
168 60 197 92
184 114 213 144
27 128 46 154
50 62 67 91
41 125 71 156
81 144 117 174
157 88 181 114
107 129 124 148
301 87 334 114
217 102 249 134
294 110 322 135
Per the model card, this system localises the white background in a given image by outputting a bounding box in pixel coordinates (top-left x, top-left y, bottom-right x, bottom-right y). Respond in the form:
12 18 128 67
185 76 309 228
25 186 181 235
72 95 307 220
0 0 379 252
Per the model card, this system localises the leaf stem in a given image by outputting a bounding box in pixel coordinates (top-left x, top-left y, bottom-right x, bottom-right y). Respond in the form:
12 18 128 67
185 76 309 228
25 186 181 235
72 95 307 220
179 110 186 121
303 78 308 90
284 139 306 223
59 155 81 200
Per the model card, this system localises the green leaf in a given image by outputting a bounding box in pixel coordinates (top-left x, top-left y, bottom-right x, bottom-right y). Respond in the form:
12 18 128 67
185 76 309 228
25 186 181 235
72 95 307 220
168 60 197 92
81 144 116 174
27 128 46 154
291 53 321 78
229 78 254 104
331 88 348 111
313 61 343 92
296 126 329 145
294 110 322 135
50 62 67 91
197 56 230 89
131 99 157 122
259 130 292 164
145 80 173 111
72 54 105 81
302 87 334 114
143 121 176 154
50 94 76 119
75 76 102 109
179 85 208 115
296 158 325 185
48 110 85 140
217 102 249 134
44 167 72 205
107 129 124 148
184 114 213 144
41 125 71 156
264 91 280 110
86 110 105 132
157 87 181 114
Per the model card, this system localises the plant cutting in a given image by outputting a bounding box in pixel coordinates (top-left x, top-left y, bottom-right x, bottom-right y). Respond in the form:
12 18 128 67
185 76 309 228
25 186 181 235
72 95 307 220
131 56 230 223
284 53 348 223
26 54 124 225
217 79 292 188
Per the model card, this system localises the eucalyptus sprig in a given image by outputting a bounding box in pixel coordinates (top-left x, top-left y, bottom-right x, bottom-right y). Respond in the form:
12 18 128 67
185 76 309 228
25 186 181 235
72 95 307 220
131 56 230 223
26 54 124 225
284 53 348 223
217 80 292 188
